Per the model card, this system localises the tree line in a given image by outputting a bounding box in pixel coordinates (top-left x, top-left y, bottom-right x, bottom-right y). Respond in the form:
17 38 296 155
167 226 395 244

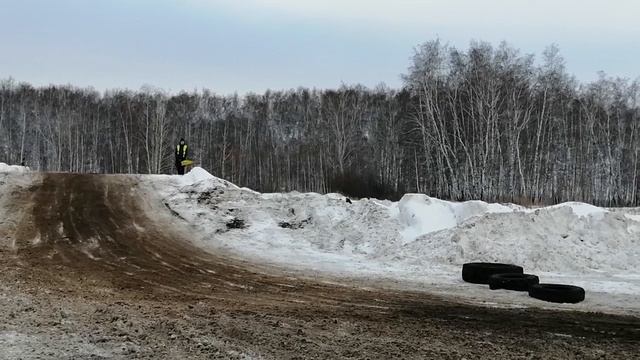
1 40 638 206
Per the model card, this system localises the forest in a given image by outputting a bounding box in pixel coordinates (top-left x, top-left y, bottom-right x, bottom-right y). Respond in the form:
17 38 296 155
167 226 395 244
1 40 639 206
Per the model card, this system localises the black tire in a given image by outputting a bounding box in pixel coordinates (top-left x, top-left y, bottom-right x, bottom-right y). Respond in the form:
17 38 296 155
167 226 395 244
489 273 539 291
461 262 523 284
528 284 585 303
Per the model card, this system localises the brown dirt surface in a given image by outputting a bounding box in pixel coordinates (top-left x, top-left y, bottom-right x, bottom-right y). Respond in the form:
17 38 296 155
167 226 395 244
0 173 638 359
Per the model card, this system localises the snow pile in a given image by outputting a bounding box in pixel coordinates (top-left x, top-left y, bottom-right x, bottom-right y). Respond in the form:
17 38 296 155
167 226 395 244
381 194 639 275
182 167 214 184
0 163 30 173
395 194 513 243
175 167 240 190
396 203 638 274
547 202 607 218
153 168 640 312
159 172 640 275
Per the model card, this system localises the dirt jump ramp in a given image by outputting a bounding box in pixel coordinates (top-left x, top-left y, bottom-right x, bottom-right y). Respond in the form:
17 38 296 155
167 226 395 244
9 173 321 301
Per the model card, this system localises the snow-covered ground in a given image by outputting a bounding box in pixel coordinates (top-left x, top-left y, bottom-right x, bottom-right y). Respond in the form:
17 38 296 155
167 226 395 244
2 163 638 315
148 167 640 315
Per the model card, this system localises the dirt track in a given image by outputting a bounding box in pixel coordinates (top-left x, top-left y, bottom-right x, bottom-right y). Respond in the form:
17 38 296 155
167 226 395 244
0 173 639 359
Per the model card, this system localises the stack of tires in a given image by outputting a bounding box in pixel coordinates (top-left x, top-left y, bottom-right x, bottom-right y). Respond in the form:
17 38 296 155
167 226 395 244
462 262 585 304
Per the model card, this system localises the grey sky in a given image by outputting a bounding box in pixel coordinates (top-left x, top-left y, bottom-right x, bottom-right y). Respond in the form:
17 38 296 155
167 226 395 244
1 0 638 94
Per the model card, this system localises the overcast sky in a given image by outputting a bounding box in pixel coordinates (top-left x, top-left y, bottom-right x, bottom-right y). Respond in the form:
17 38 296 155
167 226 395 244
1 0 638 94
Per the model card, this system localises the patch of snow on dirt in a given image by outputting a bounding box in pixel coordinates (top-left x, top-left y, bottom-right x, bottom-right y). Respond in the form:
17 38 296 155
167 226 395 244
0 330 115 359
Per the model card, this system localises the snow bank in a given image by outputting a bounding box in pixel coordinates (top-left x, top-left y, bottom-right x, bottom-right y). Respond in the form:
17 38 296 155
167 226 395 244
395 194 513 243
152 169 640 313
547 202 607 218
398 205 637 274
0 163 30 173
160 172 640 275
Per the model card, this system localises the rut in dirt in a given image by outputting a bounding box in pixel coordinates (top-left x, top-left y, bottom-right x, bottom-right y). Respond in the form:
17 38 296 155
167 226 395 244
14 173 296 298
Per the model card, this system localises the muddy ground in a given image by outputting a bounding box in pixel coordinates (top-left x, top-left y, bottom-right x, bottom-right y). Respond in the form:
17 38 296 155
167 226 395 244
0 173 638 359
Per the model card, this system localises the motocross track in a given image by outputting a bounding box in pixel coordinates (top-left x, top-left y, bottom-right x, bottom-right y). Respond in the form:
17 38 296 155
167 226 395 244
0 173 638 359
